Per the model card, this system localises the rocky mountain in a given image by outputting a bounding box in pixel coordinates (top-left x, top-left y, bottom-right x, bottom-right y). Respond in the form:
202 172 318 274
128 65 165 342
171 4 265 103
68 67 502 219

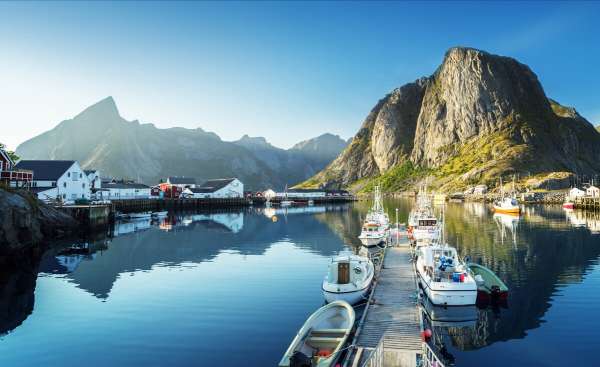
14 98 349 189
298 47 600 192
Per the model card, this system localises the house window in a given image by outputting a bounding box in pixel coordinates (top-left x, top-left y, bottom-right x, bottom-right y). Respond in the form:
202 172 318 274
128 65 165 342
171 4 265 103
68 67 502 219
82 183 85 189
72 172 78 181
79 173 82 178
52 182 57 187
68 172 70 177
63 182 66 188
63 194 66 199
82 194 85 198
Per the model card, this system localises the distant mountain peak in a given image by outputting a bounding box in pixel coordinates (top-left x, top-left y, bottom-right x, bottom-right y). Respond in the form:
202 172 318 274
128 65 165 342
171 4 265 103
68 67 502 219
73 96 121 122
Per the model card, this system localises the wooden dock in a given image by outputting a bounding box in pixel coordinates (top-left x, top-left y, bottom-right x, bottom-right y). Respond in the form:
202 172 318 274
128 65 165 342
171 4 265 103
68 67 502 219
346 232 422 367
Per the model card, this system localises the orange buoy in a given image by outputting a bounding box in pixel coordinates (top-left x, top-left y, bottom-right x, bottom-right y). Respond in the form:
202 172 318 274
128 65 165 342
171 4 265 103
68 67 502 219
273 216 277 222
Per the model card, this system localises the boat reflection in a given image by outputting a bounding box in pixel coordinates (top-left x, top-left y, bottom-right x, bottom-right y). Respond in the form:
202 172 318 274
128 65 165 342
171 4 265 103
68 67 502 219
493 213 521 246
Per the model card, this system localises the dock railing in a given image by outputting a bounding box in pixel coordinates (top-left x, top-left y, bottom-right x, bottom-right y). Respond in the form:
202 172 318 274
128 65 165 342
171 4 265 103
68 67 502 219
422 342 445 367
361 340 384 367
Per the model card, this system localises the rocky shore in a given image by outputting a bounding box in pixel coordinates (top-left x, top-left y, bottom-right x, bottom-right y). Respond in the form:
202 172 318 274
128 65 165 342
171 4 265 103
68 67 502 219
0 188 80 255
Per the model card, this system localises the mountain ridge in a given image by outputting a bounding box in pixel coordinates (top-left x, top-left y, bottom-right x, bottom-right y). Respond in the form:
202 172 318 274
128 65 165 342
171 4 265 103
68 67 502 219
297 46 600 192
15 98 349 188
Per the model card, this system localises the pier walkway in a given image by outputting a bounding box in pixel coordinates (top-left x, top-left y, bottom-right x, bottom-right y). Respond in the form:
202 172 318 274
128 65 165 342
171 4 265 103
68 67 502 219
346 232 422 367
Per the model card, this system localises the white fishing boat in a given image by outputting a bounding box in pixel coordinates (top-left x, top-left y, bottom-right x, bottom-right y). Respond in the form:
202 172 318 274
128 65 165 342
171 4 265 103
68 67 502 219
128 212 152 219
322 251 374 305
416 245 477 306
358 221 385 247
152 211 168 217
280 184 294 206
493 177 521 214
279 301 355 367
365 184 389 230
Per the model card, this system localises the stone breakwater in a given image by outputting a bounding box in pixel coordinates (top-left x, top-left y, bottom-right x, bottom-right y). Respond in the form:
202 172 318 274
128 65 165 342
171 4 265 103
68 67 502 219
0 188 79 255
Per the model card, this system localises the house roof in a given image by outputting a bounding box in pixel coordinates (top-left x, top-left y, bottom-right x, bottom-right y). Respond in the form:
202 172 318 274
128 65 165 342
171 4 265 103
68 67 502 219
168 177 196 185
186 188 212 193
84 170 99 176
588 186 600 190
14 160 77 180
199 178 237 193
0 150 14 166
100 177 115 182
572 187 586 191
29 187 56 194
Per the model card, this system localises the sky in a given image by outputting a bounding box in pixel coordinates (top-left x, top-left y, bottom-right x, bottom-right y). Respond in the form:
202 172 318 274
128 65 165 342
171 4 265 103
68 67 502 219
1 1 599 151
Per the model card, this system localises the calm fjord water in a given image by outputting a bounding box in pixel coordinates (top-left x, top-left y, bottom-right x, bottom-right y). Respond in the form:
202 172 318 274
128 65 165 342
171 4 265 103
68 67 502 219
0 199 599 367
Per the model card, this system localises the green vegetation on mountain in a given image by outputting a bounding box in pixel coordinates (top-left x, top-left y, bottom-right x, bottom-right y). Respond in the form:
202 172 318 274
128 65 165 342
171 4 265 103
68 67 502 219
299 47 600 194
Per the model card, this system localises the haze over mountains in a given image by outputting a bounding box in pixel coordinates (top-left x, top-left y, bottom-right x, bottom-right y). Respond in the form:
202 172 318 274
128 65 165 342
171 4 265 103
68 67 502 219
299 47 600 192
14 97 350 189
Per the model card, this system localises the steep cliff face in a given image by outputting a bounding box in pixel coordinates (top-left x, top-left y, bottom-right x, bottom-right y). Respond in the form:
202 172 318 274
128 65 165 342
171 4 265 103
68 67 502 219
0 189 79 254
300 47 600 190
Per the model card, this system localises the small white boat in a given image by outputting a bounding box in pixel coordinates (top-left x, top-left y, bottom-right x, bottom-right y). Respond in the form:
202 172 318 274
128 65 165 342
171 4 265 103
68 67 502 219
493 177 521 214
416 245 477 306
322 251 374 305
128 212 152 219
152 211 168 217
280 200 294 206
308 200 314 206
279 301 355 367
358 221 385 247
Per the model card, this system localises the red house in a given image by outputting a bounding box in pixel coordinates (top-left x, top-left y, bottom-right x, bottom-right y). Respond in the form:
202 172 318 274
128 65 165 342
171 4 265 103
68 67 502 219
151 186 163 197
159 183 182 198
0 150 33 186
254 191 264 197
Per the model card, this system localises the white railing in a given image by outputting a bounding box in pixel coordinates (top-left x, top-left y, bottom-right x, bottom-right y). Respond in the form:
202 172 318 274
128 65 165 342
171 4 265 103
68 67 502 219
361 340 384 367
422 343 445 367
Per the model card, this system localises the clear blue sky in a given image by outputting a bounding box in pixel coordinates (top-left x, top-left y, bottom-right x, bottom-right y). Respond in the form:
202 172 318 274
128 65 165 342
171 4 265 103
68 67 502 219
1 1 599 151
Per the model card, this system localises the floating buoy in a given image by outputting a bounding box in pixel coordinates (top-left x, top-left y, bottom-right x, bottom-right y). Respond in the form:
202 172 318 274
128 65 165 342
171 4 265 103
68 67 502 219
422 329 432 341
273 216 277 222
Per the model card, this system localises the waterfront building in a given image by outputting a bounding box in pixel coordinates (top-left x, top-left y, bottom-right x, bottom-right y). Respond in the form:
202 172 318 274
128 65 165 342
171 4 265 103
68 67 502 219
264 188 331 199
196 178 244 198
167 177 196 189
84 170 102 189
587 185 600 197
474 185 488 194
13 160 90 201
570 187 587 197
101 183 152 199
101 177 117 184
0 149 33 186
159 183 183 198
183 187 213 198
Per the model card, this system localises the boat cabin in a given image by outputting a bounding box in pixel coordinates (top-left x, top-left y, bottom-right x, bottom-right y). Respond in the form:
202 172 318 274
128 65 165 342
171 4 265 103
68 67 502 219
326 254 370 285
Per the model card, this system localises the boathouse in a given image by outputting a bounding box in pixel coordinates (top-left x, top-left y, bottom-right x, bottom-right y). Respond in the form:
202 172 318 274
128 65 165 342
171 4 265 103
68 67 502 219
13 160 91 201
102 182 153 199
587 185 600 197
0 149 33 187
570 187 587 197
196 178 244 198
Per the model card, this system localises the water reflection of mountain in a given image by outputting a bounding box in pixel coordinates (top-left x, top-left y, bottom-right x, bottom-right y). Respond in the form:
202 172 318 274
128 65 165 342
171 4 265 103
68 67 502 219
442 203 600 351
0 239 75 335
41 206 350 300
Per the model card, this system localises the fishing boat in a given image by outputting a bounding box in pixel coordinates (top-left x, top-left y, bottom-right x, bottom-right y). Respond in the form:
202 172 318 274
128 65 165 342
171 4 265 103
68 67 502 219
365 184 389 230
128 212 152 219
322 251 374 305
468 263 509 300
280 184 294 206
278 301 355 367
416 245 477 306
563 198 574 210
358 221 385 247
152 211 168 217
308 200 314 206
493 177 521 214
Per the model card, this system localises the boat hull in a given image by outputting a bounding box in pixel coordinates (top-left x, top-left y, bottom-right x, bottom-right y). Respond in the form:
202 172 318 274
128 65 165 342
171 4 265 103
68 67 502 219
563 203 574 210
323 284 371 305
358 236 385 247
418 271 477 306
493 206 521 214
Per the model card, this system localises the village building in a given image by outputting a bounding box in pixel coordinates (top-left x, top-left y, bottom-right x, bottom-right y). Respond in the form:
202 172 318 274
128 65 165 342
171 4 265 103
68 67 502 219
102 183 152 199
183 187 213 199
150 186 163 198
243 190 253 198
194 178 244 198
101 177 117 184
0 149 33 186
254 190 265 197
325 190 349 197
167 177 196 189
159 183 183 198
587 185 600 198
570 187 587 197
84 170 102 189
474 185 488 194
264 188 328 199
13 160 91 201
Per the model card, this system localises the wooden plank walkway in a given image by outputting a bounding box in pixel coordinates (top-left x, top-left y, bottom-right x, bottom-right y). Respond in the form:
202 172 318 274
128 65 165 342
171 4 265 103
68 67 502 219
348 232 422 367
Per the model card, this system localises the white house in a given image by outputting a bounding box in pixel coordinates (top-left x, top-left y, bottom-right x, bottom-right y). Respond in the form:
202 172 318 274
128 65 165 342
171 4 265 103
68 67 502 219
84 170 102 190
184 187 213 198
587 186 600 197
474 185 488 194
167 177 196 188
265 188 328 199
196 178 244 198
102 183 152 199
570 187 587 197
13 160 91 201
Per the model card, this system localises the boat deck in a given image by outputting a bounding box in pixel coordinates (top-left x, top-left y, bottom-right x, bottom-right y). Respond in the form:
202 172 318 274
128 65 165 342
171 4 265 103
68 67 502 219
347 232 422 367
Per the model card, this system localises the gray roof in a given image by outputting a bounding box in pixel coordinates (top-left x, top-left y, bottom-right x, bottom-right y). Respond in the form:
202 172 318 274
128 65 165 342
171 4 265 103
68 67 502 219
198 178 236 193
29 187 57 194
14 160 77 180
84 170 99 175
187 188 212 193
102 183 151 189
325 190 349 194
168 177 196 185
